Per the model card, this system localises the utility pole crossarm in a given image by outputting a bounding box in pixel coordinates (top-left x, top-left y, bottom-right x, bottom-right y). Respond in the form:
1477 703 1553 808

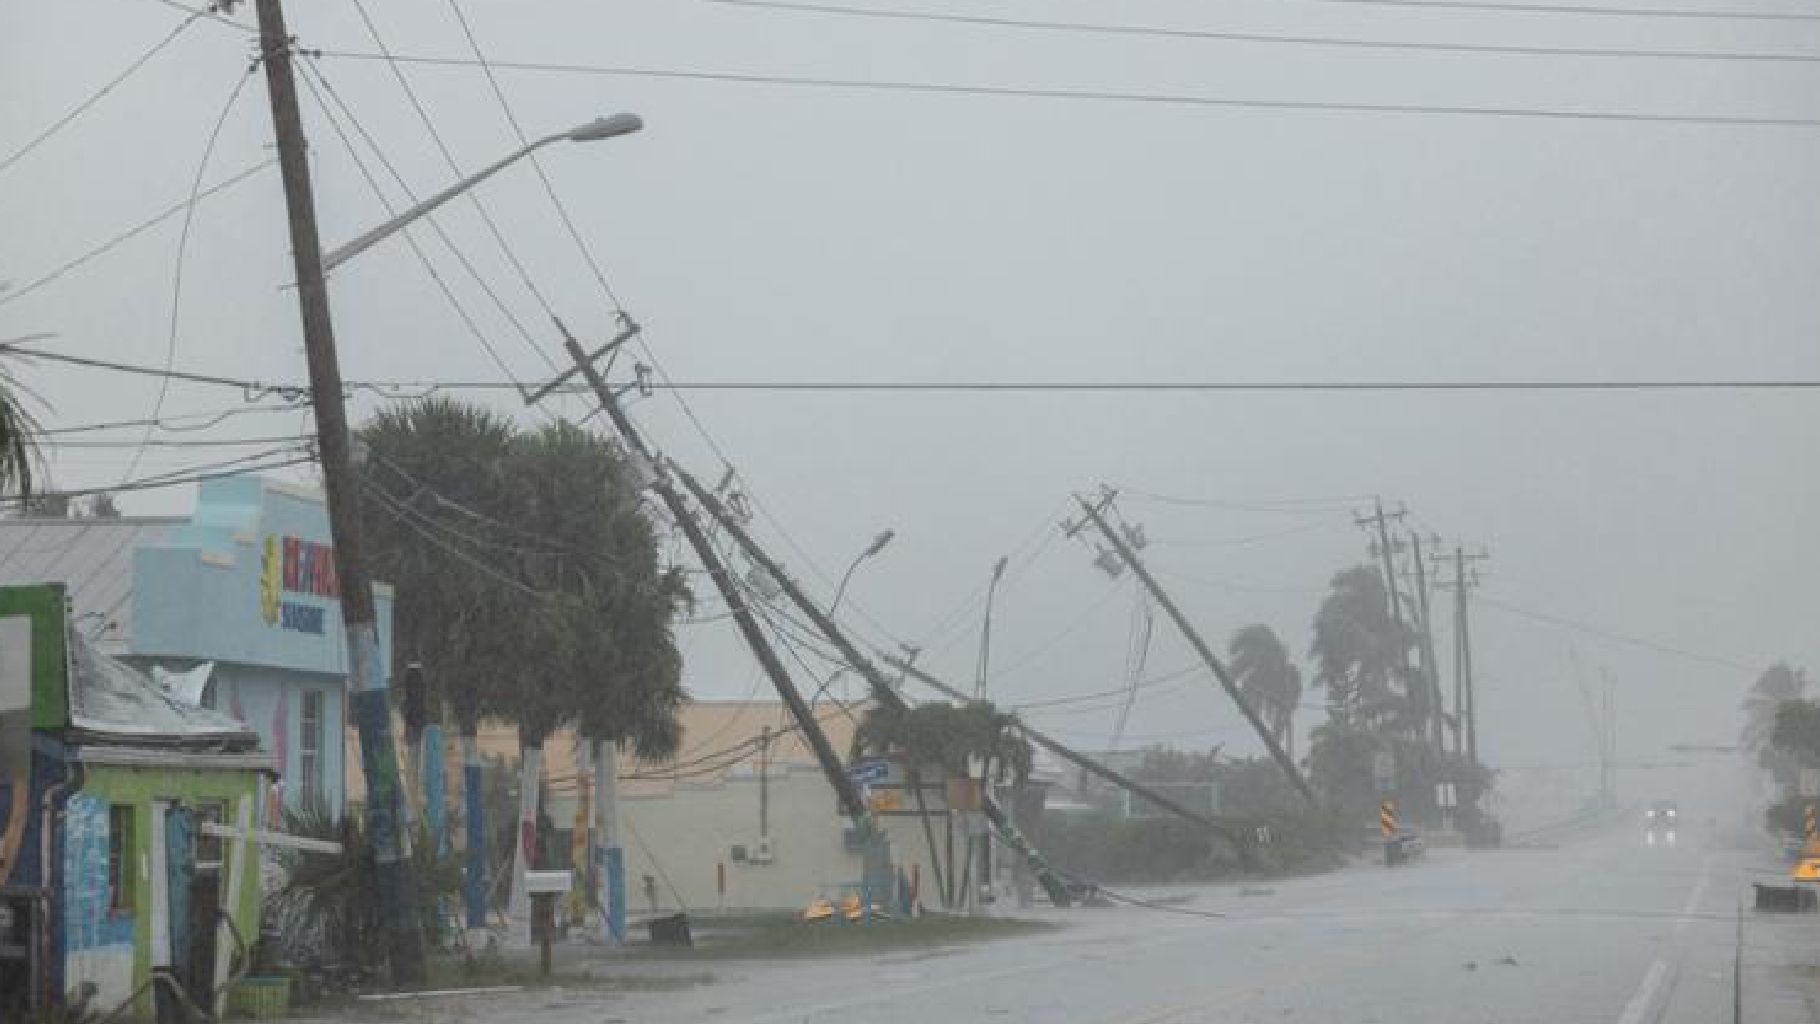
1074 494 1317 805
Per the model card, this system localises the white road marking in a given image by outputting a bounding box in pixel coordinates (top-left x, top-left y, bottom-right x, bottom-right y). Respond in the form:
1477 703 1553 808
1617 959 1670 1024
1676 856 1713 935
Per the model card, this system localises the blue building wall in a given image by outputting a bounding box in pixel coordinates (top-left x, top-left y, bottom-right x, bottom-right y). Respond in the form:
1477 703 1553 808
129 476 389 812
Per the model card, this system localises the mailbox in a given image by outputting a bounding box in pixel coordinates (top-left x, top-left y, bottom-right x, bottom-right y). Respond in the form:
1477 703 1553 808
525 870 573 895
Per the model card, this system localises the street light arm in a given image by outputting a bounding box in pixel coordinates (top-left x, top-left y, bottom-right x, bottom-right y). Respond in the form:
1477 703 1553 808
322 131 562 273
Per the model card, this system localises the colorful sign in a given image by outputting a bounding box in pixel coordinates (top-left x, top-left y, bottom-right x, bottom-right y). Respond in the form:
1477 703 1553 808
260 534 337 635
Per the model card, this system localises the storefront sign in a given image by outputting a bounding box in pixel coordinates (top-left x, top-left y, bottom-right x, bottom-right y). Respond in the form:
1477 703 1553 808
260 534 337 635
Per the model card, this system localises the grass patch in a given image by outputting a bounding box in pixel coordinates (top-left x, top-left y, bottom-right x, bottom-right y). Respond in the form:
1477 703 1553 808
627 912 1055 960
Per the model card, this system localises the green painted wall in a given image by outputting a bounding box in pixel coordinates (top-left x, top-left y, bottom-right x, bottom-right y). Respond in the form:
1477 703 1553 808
79 764 265 1022
0 583 71 730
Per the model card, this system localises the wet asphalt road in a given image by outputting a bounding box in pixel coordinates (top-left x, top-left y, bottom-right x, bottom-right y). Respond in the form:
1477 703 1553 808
515 819 1749 1024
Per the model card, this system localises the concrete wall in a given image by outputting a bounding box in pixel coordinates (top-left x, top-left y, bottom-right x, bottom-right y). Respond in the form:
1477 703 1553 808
63 765 264 1021
618 767 864 913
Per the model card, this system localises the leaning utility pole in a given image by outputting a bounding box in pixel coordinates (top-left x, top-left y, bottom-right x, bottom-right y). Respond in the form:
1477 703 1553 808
251 0 424 984
670 466 1076 904
1073 492 1316 805
887 657 1249 860
551 324 871 828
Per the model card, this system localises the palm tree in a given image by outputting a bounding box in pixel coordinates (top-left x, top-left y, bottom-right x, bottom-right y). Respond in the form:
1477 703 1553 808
498 421 691 896
1743 663 1806 753
1229 624 1302 759
853 700 1032 907
1309 566 1417 733
356 396 519 927
0 333 46 499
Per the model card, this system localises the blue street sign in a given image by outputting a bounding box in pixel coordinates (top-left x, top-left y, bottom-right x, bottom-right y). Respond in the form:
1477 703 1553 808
848 758 890 784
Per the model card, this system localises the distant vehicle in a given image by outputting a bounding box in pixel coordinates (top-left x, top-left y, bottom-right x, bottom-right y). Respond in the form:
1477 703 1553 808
1645 801 1679 846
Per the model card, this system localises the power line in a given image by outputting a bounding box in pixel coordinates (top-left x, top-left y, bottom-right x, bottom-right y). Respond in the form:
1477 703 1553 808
24 346 1820 393
1236 0 1820 25
0 159 276 307
443 0 624 315
344 0 564 362
0 11 202 177
3 449 314 505
26 401 311 437
316 50 1820 129
37 434 313 449
1472 592 1757 673
710 0 1820 66
128 60 259 487
295 58 538 392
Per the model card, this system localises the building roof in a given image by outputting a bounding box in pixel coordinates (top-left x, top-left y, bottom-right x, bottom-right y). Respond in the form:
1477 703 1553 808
0 517 179 653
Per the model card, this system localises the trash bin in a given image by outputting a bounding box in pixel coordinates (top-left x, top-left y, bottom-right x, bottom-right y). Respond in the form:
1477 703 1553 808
646 912 693 946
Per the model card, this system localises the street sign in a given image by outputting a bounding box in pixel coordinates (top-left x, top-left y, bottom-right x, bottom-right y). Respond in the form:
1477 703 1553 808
848 758 890 785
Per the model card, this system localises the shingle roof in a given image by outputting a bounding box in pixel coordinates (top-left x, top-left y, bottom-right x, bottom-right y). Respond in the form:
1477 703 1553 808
0 517 178 653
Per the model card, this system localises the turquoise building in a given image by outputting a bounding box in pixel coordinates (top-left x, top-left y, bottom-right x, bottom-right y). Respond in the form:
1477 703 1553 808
0 474 394 813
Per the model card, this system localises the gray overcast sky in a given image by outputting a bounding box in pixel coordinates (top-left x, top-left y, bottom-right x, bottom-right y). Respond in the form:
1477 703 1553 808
6 0 1819 806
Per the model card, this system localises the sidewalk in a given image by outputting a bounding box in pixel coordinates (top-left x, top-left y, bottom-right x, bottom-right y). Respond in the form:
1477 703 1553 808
1738 888 1820 1024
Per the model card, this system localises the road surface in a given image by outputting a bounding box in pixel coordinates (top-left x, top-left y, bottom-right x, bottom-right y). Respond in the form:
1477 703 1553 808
328 820 1782 1024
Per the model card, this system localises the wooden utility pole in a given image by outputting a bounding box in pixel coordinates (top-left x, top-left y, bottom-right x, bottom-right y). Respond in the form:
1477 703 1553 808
1438 546 1488 764
671 466 1077 902
251 0 424 984
554 327 871 826
1073 492 1316 805
1408 532 1445 756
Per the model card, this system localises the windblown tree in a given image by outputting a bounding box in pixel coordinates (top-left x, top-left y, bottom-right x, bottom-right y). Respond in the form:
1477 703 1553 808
1745 663 1809 810
853 700 1032 907
1744 663 1807 756
1308 566 1419 733
0 334 44 499
357 397 519 926
500 420 691 884
1229 624 1302 759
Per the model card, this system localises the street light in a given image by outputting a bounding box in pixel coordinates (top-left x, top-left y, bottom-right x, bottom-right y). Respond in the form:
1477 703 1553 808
975 555 1009 699
322 113 644 272
829 529 894 616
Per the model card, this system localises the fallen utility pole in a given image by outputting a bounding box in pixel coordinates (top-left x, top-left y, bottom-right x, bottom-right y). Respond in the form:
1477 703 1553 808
251 0 424 984
887 657 1249 859
671 466 1077 906
554 324 871 827
1074 493 1317 805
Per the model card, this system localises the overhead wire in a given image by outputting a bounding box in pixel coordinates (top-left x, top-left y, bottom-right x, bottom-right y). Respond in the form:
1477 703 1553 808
0 10 203 177
27 401 311 437
0 159 276 308
709 0 1820 67
344 0 564 364
28 344 1820 394
127 58 259 487
1218 0 1820 24
296 56 547 392
316 50 1820 129
1472 592 1756 672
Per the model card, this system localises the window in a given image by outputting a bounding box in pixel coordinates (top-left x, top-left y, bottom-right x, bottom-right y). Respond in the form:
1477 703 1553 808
107 805 134 912
299 690 323 809
195 800 226 869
